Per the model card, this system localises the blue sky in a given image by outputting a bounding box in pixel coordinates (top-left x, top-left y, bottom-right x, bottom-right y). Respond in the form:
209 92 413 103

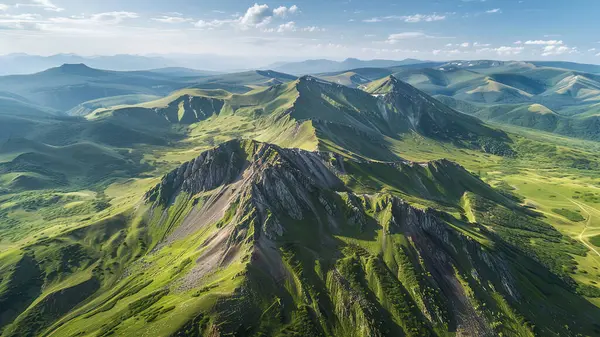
0 0 599 65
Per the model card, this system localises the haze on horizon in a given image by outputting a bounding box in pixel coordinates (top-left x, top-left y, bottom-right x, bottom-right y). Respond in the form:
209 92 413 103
0 0 599 66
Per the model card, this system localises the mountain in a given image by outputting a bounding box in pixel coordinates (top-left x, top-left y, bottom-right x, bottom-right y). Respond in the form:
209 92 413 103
67 94 162 116
271 58 429 75
145 67 222 77
2 64 600 337
530 61 600 74
1 139 597 337
0 64 195 111
189 70 298 93
99 75 513 160
0 54 255 75
317 60 600 141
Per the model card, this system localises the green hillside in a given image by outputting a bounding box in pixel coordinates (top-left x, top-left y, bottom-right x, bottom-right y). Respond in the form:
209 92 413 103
2 139 598 337
1 65 600 337
339 61 600 141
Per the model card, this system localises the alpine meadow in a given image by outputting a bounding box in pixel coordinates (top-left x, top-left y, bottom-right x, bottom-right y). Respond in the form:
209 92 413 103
2 1 600 336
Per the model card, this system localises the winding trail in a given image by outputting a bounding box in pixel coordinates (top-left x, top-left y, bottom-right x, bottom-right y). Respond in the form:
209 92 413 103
569 199 600 262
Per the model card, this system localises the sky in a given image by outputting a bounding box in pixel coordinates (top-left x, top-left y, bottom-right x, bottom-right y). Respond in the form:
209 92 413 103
0 0 599 65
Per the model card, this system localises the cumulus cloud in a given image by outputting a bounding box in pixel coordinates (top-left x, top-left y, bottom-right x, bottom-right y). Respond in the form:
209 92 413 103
273 5 299 18
239 3 273 27
473 42 491 47
277 21 296 32
0 4 8 11
524 39 563 45
460 42 470 47
195 3 300 30
486 8 501 14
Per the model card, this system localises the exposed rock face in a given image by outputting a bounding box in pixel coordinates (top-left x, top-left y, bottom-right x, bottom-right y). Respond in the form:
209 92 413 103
141 139 530 337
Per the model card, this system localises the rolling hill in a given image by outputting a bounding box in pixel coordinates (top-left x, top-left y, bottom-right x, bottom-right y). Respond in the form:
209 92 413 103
0 64 197 111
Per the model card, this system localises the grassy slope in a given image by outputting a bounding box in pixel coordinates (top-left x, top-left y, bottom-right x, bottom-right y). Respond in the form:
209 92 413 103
1 73 600 336
2 139 594 336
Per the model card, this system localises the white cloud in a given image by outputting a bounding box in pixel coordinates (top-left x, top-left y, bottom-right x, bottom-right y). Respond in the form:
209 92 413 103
0 4 8 11
16 0 64 12
486 8 501 14
364 13 446 23
514 40 522 45
541 45 578 56
589 48 597 52
477 46 524 55
239 3 272 27
460 42 470 48
401 14 446 23
89 12 139 24
194 19 232 29
152 16 191 24
362 47 420 54
273 5 299 18
473 42 491 47
302 26 324 32
0 13 44 30
525 39 563 45
432 49 461 56
277 21 296 33
385 32 429 44
195 4 301 30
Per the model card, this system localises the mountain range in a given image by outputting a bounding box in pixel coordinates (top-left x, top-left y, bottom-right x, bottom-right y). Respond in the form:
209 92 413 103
1 59 600 337
316 60 600 141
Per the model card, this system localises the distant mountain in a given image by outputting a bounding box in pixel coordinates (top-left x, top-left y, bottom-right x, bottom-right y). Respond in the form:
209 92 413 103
144 67 221 77
0 53 255 75
0 64 195 111
530 61 600 74
270 58 429 75
316 60 600 141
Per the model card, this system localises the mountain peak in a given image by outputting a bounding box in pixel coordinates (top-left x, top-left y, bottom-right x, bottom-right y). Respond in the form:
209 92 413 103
363 74 406 95
44 63 105 76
